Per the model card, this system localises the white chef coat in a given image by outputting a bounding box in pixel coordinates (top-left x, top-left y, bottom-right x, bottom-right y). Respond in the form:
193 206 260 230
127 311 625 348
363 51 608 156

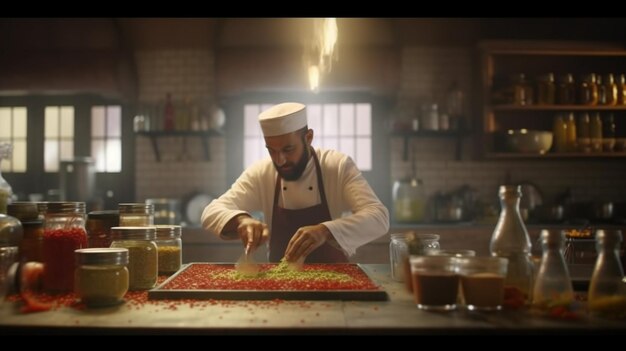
201 148 389 257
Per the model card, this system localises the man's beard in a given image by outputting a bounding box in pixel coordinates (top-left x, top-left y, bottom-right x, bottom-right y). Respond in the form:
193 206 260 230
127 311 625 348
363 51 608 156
274 145 310 181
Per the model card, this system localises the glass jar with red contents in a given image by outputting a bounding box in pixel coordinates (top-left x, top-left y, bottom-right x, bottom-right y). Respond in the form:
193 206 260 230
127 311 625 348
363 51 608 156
42 202 88 293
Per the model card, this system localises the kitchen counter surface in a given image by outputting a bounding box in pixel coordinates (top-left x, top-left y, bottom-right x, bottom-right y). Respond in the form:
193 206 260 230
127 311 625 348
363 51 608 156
1 264 624 335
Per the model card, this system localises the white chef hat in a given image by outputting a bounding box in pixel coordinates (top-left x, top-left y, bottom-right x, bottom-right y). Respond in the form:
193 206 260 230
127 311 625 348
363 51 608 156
258 102 307 137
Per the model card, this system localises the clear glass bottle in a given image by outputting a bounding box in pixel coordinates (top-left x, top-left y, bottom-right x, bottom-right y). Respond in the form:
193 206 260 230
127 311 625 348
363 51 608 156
490 185 534 307
118 203 154 227
392 177 426 223
588 229 626 319
155 225 182 275
532 230 574 312
589 112 603 153
42 202 88 293
566 113 578 153
110 226 157 291
389 233 409 282
86 210 119 248
0 143 13 215
74 248 129 307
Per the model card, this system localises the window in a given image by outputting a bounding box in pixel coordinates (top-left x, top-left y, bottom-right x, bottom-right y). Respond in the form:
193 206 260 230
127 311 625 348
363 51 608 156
91 105 122 172
44 106 74 172
0 107 28 173
243 103 372 170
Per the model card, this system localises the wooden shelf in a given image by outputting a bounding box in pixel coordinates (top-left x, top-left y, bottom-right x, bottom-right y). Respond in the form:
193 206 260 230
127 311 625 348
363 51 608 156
486 152 626 159
136 130 223 162
390 130 467 161
492 105 626 111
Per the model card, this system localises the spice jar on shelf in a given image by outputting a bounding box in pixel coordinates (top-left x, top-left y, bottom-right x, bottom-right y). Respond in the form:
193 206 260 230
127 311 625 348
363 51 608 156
513 73 534 105
537 73 556 105
42 202 88 293
110 226 157 291
557 73 576 105
155 225 182 275
118 203 154 227
74 248 129 307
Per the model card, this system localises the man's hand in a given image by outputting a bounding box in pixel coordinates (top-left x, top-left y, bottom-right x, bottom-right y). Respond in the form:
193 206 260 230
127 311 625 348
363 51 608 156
237 216 270 251
284 224 331 262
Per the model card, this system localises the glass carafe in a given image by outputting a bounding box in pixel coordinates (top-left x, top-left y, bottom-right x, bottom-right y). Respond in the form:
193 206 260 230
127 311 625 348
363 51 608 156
532 230 574 313
392 177 426 223
0 143 13 214
588 230 626 319
490 185 534 307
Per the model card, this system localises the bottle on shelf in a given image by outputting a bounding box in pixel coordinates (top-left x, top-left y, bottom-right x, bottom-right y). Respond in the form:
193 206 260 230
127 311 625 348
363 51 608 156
589 112 603 153
602 73 618 106
618 74 626 106
576 112 590 153
557 73 577 105
587 230 626 319
579 73 598 106
532 230 574 313
565 113 578 153
490 185 534 308
603 113 616 152
537 73 556 105
513 73 534 106
552 114 568 153
445 81 465 130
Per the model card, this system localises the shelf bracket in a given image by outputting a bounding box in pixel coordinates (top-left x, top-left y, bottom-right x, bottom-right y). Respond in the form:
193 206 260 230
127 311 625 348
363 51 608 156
149 136 161 162
402 136 409 161
200 136 211 161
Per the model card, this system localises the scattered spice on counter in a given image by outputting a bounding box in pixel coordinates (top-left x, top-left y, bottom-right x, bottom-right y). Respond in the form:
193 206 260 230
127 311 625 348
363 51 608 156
161 263 381 291
588 295 626 319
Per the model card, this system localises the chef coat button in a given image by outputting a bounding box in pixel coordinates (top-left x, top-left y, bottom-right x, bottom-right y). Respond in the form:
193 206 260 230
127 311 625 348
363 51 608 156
283 186 287 191
308 186 313 191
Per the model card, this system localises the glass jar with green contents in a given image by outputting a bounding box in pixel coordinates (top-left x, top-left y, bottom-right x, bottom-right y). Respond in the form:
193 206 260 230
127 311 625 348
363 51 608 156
155 225 182 275
74 248 129 307
110 226 157 290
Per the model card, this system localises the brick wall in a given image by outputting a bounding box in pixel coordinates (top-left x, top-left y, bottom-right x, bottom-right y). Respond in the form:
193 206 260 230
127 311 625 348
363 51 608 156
134 49 227 202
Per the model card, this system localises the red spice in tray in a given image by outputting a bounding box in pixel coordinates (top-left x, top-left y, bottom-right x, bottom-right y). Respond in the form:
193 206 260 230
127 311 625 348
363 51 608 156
161 263 381 291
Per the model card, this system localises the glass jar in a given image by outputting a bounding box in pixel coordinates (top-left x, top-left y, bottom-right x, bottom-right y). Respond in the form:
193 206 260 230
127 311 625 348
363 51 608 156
588 230 626 319
19 220 44 262
557 73 576 105
118 203 154 227
74 248 129 307
42 202 88 293
110 226 157 290
403 232 441 292
0 213 23 248
392 177 426 223
155 225 182 275
389 233 409 282
86 210 119 248
489 185 534 307
537 73 556 105
513 73 534 105
579 73 598 105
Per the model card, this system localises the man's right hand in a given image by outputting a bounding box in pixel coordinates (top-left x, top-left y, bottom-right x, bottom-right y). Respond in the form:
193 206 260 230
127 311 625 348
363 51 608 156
236 216 270 251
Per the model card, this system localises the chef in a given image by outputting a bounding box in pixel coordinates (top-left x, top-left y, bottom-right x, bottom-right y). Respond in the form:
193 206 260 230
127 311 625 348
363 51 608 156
201 102 389 263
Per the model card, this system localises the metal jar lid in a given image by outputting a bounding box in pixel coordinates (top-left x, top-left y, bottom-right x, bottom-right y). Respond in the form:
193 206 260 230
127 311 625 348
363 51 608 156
155 225 182 239
7 202 39 221
110 226 156 241
75 248 129 266
118 203 154 215
44 202 86 214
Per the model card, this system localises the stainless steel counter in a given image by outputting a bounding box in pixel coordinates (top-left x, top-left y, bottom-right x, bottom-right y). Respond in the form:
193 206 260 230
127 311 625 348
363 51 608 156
1 264 624 334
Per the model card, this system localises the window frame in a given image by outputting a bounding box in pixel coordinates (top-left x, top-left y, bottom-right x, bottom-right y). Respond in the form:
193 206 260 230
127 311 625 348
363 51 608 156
0 94 135 206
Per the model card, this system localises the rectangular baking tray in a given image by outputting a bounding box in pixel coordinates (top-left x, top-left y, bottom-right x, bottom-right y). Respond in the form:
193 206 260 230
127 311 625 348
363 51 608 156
148 263 388 301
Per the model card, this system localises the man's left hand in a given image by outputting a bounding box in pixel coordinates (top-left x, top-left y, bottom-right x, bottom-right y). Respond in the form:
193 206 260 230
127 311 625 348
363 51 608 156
284 224 331 262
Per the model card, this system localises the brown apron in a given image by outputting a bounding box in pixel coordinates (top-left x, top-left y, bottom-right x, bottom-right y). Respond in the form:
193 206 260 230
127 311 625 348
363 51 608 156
269 150 348 263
